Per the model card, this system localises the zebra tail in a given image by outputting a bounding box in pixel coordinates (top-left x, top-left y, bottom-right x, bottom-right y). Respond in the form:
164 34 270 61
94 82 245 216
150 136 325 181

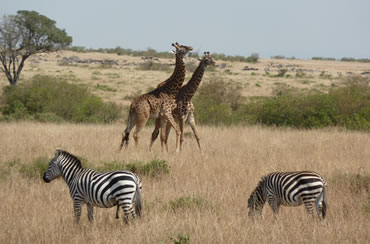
134 184 142 217
321 185 327 218
317 184 327 219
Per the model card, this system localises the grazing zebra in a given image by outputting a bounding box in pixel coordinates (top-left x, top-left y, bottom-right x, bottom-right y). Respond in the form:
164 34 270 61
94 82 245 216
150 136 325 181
43 149 142 224
248 171 327 219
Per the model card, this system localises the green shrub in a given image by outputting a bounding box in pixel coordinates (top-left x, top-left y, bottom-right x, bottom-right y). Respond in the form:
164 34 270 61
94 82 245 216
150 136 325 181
249 77 370 130
95 159 169 177
254 93 338 128
19 157 49 179
171 234 190 244
95 84 117 92
137 61 171 72
1 75 121 123
125 159 170 177
168 195 209 212
276 68 288 77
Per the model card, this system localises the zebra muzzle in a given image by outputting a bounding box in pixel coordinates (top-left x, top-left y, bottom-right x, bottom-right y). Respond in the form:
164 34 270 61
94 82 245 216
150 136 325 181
43 174 51 183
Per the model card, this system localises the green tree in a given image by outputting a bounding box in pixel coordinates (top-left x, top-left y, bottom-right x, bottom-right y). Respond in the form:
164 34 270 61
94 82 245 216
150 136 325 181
0 10 72 85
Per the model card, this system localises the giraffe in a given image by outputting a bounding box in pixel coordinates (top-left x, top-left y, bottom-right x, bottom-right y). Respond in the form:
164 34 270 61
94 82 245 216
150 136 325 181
149 52 216 152
119 42 193 151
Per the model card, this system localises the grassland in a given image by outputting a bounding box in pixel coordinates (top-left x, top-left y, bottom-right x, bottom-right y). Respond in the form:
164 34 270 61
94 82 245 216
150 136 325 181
0 51 369 243
1 50 370 109
0 122 369 243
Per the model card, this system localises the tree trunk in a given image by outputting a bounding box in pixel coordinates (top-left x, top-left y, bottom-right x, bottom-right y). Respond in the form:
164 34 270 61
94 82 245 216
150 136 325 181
0 54 28 86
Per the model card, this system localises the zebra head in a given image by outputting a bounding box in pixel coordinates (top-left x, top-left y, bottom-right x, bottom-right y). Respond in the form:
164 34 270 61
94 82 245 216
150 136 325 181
247 183 265 218
43 149 63 183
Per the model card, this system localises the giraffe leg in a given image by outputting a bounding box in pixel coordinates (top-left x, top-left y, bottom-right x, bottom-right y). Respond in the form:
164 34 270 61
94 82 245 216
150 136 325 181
188 112 201 151
178 118 184 151
160 117 169 152
87 203 94 222
149 118 161 151
164 121 172 146
133 115 149 147
165 115 181 153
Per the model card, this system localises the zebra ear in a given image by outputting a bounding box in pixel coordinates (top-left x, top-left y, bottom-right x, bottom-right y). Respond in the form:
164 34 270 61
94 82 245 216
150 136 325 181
55 148 63 156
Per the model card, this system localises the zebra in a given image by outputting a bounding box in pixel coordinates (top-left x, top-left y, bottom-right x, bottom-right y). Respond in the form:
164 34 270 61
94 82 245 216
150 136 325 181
248 171 327 219
43 149 142 224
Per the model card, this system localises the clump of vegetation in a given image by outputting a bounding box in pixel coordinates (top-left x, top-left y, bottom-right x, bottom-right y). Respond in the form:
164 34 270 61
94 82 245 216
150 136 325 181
168 195 210 213
275 68 288 77
170 234 190 244
191 75 370 130
95 159 169 177
0 158 49 180
126 159 170 177
19 157 49 179
312 57 336 61
192 76 246 125
95 83 117 92
1 75 122 123
341 57 370 63
137 61 171 72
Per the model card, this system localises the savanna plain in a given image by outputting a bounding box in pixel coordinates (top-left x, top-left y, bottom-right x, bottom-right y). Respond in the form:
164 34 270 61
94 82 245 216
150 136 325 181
0 51 369 243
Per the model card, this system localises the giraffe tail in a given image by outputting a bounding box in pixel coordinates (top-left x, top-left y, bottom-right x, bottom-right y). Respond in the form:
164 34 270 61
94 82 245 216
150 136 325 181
119 105 136 150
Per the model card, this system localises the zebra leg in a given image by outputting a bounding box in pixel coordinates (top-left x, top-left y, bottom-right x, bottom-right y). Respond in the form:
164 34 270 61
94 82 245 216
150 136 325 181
267 197 280 216
87 203 94 222
303 201 315 218
115 205 120 219
73 201 83 224
121 203 136 224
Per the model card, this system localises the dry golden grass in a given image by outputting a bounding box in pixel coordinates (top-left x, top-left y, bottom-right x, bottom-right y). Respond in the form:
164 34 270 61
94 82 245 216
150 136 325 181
0 122 369 243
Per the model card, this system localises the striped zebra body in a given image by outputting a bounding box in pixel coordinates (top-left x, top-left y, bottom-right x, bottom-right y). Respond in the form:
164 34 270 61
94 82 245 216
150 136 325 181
248 171 327 219
43 149 142 223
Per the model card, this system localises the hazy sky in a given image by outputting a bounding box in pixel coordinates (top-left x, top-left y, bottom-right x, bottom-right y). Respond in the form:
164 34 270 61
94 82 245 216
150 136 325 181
2 0 370 59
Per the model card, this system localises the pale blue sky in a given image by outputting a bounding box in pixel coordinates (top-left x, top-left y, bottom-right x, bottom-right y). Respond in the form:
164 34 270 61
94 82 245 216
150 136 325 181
2 0 370 59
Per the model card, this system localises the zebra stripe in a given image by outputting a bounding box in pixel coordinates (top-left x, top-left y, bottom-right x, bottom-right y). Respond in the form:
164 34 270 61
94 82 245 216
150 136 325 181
43 149 142 223
248 171 327 219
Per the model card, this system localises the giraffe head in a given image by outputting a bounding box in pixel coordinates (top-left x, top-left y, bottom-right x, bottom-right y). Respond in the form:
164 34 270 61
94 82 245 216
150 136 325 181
171 42 193 59
199 52 216 67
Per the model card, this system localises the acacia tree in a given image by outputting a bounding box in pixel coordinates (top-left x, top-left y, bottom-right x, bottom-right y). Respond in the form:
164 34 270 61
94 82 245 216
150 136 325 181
0 10 72 85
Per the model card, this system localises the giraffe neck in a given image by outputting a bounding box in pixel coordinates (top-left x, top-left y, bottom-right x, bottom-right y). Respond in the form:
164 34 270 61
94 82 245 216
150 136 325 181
178 61 206 99
154 54 186 96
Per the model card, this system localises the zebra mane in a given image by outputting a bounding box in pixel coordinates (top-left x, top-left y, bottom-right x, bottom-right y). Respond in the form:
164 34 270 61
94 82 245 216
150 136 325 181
57 149 83 169
250 176 267 201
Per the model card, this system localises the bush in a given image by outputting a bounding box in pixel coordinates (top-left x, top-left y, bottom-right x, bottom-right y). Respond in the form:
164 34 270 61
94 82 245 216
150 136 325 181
19 157 49 179
1 75 122 123
168 195 209 212
95 159 169 177
137 61 171 72
251 77 370 130
125 159 170 177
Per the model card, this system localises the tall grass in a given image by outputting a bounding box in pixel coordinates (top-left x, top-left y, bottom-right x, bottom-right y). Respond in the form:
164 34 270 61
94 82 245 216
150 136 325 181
0 122 369 243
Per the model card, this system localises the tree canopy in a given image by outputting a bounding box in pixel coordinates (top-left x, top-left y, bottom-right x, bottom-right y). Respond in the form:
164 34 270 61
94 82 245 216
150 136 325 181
0 10 72 85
